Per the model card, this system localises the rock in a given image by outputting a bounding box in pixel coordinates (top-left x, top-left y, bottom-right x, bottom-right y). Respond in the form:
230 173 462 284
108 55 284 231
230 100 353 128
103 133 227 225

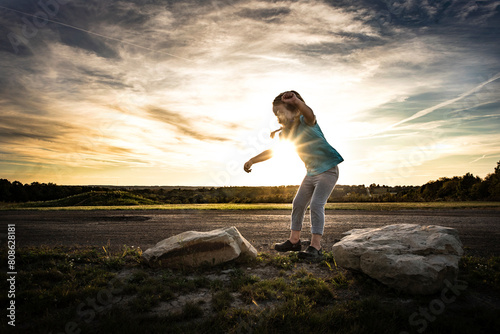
142 226 258 268
332 224 463 294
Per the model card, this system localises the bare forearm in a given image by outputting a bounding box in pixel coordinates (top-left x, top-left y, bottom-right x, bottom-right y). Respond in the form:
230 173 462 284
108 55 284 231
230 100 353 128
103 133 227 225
250 149 273 163
244 149 272 173
295 100 315 125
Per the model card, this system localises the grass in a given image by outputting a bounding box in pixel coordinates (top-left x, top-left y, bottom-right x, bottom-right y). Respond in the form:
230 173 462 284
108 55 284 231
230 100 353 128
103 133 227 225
1 245 499 333
2 201 500 211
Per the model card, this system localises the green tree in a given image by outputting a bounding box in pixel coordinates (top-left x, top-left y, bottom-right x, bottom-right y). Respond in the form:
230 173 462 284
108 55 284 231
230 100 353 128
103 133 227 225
459 172 481 200
0 179 12 201
486 161 500 200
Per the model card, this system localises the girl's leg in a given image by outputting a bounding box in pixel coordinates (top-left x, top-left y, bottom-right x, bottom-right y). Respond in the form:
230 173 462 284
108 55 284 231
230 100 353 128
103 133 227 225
289 174 314 243
310 233 323 251
289 229 301 244
309 166 339 250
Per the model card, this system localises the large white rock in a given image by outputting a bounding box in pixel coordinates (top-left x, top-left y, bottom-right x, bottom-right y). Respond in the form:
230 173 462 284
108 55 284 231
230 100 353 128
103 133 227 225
332 224 464 294
142 226 258 268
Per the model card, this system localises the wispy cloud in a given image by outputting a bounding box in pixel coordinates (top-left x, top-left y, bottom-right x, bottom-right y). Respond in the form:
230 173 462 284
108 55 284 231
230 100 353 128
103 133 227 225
144 106 233 142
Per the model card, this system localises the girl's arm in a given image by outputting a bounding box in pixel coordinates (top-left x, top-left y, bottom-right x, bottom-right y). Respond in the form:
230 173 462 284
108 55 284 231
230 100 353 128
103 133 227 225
281 92 316 126
244 149 273 173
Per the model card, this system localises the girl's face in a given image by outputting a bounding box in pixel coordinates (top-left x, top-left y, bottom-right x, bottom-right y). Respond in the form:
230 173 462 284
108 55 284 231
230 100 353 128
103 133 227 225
273 103 298 126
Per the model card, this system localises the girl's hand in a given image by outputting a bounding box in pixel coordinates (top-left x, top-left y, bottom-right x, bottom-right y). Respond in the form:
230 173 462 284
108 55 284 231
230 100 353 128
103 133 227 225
244 160 253 173
282 90 316 125
281 91 299 105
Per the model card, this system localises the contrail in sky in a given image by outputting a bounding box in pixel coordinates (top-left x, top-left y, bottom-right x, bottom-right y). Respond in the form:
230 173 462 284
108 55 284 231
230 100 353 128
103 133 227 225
0 5 193 62
470 155 487 164
349 72 500 141
383 71 500 131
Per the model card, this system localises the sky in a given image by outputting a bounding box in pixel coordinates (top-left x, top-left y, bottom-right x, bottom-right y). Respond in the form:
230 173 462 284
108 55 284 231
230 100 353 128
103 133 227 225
0 0 499 187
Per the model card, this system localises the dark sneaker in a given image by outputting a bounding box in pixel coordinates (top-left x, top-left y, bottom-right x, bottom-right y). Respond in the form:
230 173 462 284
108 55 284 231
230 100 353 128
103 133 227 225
298 246 323 261
274 240 302 252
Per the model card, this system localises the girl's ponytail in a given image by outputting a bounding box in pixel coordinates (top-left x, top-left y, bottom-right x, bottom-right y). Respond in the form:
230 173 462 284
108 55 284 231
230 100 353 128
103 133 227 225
270 127 282 139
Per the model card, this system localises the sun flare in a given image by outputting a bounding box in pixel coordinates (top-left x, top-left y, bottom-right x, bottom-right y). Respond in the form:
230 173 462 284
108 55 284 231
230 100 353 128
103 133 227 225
267 139 305 184
273 139 297 158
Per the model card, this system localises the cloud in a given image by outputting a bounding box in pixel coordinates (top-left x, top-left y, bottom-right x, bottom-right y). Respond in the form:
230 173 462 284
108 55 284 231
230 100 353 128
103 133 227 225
57 25 120 59
0 113 78 141
236 6 291 23
332 0 500 27
0 0 499 185
144 106 233 142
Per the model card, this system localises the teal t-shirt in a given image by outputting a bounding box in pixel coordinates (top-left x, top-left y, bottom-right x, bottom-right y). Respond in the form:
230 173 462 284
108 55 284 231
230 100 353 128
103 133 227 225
281 115 344 176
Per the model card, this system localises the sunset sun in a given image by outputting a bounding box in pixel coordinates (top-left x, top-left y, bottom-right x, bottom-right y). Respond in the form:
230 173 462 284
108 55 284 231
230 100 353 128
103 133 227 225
268 139 304 184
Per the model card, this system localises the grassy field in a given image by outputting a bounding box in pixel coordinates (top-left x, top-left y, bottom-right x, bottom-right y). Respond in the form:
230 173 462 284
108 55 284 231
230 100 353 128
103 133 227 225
1 245 499 333
2 201 500 211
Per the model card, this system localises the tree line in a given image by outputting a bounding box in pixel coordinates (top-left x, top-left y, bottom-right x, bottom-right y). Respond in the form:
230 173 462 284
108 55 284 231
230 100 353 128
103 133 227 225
1 161 499 204
0 180 107 203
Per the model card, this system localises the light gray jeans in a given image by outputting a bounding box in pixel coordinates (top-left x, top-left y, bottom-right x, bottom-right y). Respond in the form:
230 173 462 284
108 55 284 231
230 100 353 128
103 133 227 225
291 165 339 235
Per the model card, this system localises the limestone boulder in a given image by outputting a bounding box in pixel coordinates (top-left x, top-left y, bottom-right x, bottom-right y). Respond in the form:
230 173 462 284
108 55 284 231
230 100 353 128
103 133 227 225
332 224 463 294
142 226 257 268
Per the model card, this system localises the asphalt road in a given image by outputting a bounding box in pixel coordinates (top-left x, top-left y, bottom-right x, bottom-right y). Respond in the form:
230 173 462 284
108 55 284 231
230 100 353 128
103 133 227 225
1 209 499 256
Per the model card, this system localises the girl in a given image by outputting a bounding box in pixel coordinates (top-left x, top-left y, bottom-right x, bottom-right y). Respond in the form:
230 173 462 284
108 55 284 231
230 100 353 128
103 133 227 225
243 91 343 260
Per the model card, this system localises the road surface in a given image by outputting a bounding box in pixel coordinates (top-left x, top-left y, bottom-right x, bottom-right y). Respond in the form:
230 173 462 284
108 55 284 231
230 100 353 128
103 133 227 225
1 209 498 256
